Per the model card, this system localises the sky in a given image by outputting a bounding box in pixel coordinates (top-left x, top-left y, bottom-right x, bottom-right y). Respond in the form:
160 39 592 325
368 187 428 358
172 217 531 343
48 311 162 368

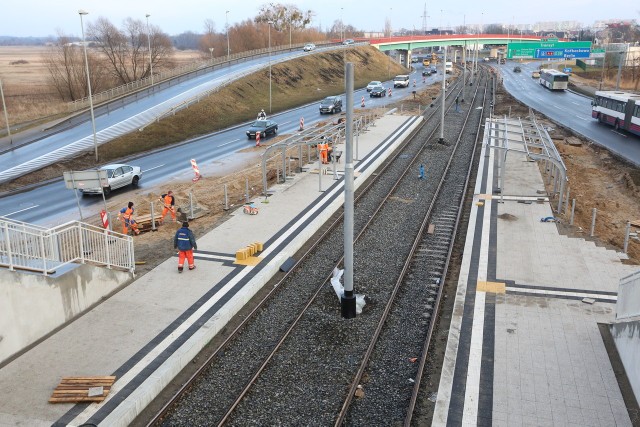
1 0 637 38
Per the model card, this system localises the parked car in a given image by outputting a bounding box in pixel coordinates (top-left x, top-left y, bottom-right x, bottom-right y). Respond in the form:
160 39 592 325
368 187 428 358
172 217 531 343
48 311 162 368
246 119 278 139
80 164 142 196
393 75 410 88
342 39 355 45
319 96 343 114
513 66 522 73
369 85 386 97
303 43 316 52
531 71 541 78
366 80 382 92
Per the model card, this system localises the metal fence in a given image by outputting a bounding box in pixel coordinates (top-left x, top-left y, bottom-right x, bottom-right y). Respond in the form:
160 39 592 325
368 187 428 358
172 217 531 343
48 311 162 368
0 216 134 276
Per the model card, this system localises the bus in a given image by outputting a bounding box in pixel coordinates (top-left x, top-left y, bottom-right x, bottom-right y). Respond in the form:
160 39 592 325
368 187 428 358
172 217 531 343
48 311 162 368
591 91 640 136
539 69 569 90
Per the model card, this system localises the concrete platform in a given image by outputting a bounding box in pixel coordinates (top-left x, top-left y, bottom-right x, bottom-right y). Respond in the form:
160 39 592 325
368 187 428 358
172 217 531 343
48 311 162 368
0 113 422 427
433 118 639 426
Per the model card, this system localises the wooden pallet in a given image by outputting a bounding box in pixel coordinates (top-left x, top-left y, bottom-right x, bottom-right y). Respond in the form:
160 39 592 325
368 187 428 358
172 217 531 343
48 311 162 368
49 376 116 403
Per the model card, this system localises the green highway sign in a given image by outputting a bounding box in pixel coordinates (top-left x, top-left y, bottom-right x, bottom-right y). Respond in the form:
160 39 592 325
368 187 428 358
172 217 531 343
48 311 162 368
507 41 592 59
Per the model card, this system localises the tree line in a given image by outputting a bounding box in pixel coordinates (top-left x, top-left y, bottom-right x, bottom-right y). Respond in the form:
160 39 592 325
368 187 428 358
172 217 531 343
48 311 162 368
45 3 367 102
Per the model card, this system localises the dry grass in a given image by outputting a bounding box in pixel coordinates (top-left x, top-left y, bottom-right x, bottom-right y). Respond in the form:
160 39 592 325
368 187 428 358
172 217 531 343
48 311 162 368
0 47 208 128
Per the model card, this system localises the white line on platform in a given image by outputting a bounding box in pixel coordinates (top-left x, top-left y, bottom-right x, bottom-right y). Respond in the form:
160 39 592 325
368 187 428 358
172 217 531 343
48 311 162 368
506 287 617 301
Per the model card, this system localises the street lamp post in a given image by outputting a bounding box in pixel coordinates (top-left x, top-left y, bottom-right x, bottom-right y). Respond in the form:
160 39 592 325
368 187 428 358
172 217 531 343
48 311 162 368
226 11 230 61
0 78 11 143
268 20 273 113
145 14 153 85
78 10 99 162
616 49 625 91
341 7 344 41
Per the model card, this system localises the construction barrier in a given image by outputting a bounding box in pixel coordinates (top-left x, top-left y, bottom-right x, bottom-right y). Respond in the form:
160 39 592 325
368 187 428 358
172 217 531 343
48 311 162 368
100 210 109 229
255 132 261 147
388 88 392 97
361 96 365 107
191 159 201 182
299 117 304 131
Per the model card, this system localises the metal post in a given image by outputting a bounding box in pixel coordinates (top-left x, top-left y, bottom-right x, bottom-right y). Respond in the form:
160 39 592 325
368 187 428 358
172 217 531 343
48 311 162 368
342 62 356 319
224 184 229 210
318 149 322 192
615 50 624 91
439 46 446 143
146 14 153 85
79 10 99 162
245 177 249 202
0 78 11 143
282 147 287 180
151 200 156 231
623 221 631 253
570 199 575 225
599 46 607 90
268 20 273 113
590 208 596 237
298 144 303 172
226 11 230 62
462 40 466 103
564 186 570 214
189 191 194 220
70 174 83 220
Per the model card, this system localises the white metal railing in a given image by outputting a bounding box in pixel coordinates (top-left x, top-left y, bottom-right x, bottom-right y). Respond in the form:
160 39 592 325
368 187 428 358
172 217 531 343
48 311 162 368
0 216 134 276
616 270 640 320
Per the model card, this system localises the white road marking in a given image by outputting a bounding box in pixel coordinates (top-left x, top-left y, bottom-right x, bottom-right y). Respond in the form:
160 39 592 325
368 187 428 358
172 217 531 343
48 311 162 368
553 105 562 109
611 130 627 138
575 116 590 121
5 205 39 216
219 139 240 147
571 101 581 106
280 121 292 126
143 164 165 173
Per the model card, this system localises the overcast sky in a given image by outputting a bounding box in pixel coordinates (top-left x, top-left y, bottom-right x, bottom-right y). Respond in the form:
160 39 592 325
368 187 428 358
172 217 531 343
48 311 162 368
2 0 636 38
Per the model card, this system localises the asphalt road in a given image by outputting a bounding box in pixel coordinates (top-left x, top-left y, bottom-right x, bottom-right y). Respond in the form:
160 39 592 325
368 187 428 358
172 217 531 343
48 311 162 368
498 60 640 167
0 61 445 226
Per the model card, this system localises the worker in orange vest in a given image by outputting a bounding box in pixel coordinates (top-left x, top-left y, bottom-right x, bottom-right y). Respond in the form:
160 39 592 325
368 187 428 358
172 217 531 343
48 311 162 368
159 190 176 223
118 202 140 235
318 142 328 164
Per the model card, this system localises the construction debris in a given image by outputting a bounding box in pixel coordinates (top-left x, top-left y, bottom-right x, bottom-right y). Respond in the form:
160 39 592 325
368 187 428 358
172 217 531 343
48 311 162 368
49 376 116 403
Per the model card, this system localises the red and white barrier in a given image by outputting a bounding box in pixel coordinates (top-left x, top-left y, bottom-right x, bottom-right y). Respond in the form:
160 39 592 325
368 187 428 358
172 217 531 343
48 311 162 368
413 79 416 87
361 96 365 107
255 132 261 147
299 117 304 131
100 210 109 229
191 159 201 182
388 88 392 97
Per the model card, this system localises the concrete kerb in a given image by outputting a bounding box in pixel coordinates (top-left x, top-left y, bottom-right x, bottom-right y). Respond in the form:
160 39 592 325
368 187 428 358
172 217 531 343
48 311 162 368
71 113 423 427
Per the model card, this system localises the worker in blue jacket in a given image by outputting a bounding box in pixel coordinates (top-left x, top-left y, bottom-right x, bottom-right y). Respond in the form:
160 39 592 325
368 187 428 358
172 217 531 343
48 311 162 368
174 221 197 273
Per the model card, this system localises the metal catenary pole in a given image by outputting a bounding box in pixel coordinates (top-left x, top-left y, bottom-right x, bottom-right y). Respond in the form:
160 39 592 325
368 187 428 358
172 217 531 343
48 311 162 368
342 62 356 319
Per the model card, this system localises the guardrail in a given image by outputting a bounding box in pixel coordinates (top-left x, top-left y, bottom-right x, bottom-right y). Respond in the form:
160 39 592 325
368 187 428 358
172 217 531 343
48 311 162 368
0 216 134 276
67 41 331 112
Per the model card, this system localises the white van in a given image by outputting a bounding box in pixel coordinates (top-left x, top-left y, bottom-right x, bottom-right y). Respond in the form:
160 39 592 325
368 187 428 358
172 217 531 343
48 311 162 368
393 75 410 88
445 62 453 74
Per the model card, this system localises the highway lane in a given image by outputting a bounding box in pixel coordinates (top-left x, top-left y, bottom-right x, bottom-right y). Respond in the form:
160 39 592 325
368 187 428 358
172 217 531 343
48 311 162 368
498 60 640 167
0 67 445 226
0 46 347 182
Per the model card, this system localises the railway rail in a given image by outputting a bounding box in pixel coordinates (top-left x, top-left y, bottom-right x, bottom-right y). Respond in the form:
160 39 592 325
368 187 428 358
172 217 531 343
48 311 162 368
146 68 492 427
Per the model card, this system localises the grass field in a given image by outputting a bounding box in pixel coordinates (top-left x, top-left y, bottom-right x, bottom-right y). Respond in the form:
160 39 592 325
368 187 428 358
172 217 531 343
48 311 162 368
0 46 205 128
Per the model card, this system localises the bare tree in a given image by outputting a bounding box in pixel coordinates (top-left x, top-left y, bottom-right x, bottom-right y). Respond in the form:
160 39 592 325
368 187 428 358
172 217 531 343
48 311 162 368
44 32 109 101
87 16 172 85
384 18 392 37
255 3 313 32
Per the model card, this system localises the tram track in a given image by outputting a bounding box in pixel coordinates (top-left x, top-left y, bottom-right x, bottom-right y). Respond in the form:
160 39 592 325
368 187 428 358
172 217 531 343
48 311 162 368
146 69 491 427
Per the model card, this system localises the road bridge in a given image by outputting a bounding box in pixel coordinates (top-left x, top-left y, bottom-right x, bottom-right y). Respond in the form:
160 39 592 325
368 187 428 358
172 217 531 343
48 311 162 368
368 33 549 64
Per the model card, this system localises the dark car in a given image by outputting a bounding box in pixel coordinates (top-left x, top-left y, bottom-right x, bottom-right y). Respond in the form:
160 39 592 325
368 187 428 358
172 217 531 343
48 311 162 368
369 85 386 97
246 119 278 139
513 66 521 73
319 96 342 114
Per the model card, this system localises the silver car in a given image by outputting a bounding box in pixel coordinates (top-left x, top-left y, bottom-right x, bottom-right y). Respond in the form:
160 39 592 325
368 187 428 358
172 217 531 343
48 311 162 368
80 163 142 196
366 81 382 92
303 43 316 51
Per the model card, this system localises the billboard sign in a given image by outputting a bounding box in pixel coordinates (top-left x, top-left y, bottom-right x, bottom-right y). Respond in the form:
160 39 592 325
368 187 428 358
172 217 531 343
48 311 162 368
508 41 592 59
